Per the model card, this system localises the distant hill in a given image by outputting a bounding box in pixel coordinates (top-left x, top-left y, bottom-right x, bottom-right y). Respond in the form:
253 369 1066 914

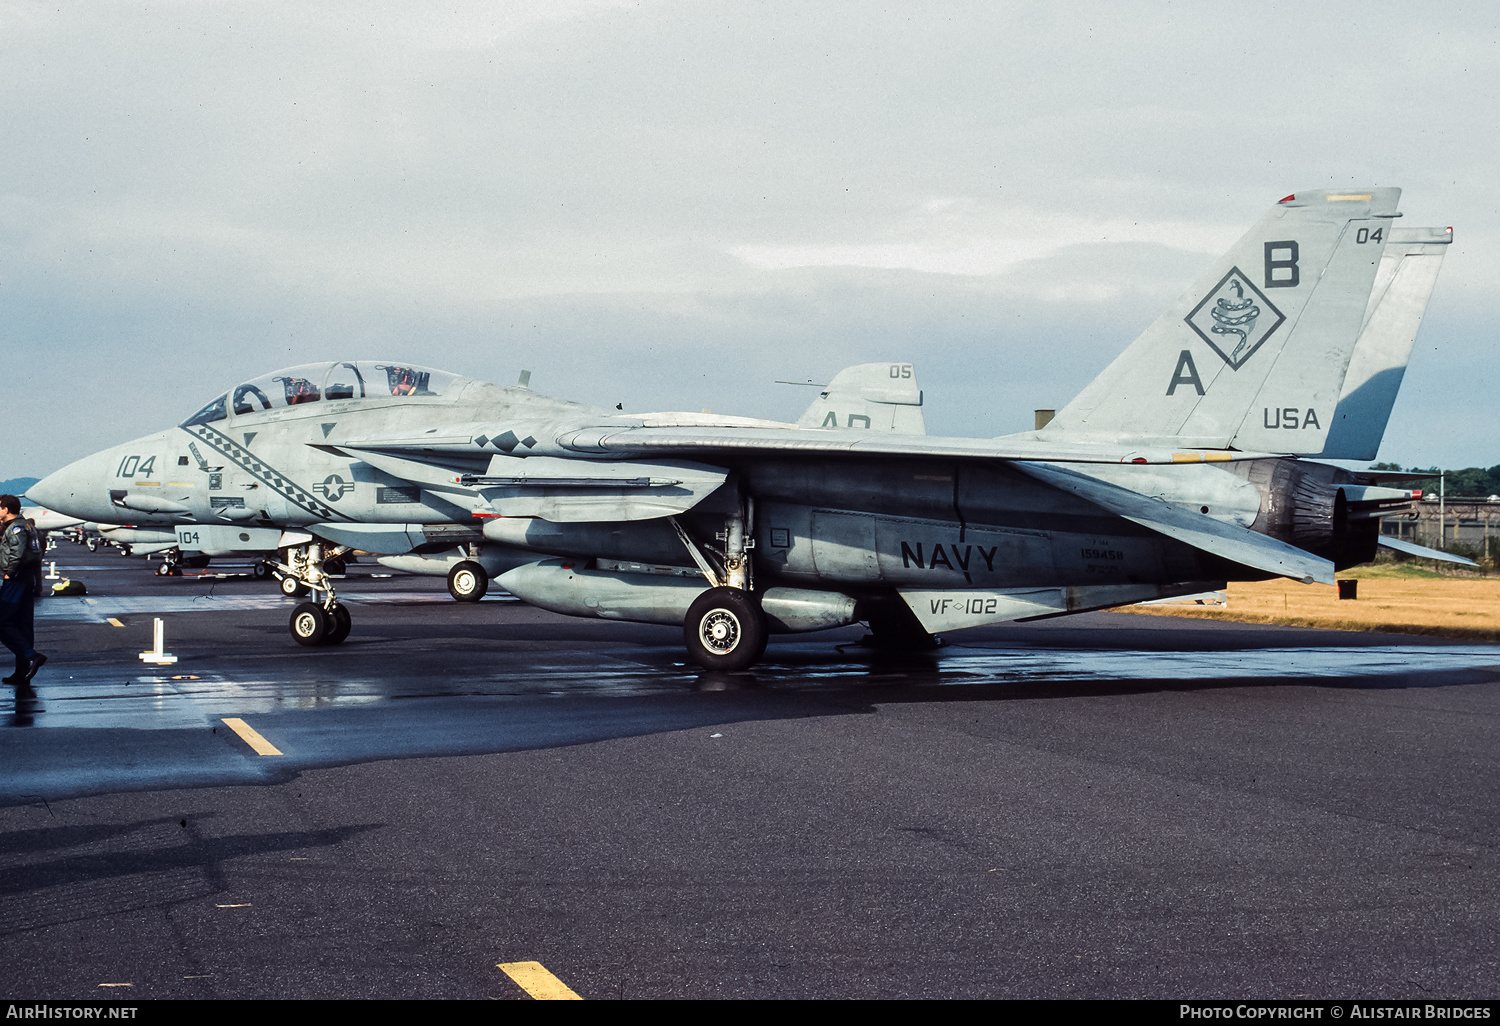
1 477 40 498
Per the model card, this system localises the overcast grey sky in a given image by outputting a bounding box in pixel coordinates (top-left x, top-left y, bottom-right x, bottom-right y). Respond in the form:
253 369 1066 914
2 0 1496 476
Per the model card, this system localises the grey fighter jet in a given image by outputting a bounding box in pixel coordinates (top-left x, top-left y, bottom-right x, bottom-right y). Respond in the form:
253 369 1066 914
93 523 284 576
30 189 1457 667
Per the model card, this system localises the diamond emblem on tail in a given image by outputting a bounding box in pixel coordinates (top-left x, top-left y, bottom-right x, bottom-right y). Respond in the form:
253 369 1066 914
1184 267 1286 370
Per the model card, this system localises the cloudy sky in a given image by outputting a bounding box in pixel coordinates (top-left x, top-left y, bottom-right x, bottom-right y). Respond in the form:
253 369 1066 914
2 0 1496 478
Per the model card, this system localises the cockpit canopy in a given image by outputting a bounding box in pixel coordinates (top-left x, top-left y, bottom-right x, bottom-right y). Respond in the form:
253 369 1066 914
182 362 461 427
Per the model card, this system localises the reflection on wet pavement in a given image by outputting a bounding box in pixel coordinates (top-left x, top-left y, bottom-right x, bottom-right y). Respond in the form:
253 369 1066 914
10 643 1499 729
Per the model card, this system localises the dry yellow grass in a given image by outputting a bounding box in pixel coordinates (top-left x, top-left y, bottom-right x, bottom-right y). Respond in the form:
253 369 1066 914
1123 570 1500 641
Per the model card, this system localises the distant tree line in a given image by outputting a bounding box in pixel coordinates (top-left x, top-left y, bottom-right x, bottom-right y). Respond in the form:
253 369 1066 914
1370 463 1500 498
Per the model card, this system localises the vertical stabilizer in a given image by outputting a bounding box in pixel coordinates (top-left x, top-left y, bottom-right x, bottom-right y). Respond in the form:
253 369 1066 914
797 362 926 433
1044 188 1401 452
1317 227 1451 460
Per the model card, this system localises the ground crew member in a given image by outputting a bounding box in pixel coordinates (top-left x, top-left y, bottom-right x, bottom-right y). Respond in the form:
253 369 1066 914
0 495 45 685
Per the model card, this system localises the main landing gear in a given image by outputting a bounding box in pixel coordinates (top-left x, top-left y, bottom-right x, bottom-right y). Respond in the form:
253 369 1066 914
674 493 766 671
684 586 767 671
272 541 353 646
447 558 489 602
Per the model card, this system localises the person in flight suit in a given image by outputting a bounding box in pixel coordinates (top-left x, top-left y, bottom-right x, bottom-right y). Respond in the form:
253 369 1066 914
0 495 45 685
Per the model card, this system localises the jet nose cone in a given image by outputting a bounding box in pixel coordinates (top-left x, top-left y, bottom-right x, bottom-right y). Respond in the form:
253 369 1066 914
25 467 71 511
28 455 113 522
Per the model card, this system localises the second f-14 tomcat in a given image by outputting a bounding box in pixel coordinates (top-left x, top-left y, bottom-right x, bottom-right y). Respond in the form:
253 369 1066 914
31 188 1461 668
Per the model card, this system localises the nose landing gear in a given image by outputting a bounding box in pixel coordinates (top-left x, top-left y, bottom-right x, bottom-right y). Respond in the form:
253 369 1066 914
275 541 354 646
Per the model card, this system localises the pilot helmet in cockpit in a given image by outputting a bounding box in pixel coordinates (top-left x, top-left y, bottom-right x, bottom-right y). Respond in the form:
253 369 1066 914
276 376 321 405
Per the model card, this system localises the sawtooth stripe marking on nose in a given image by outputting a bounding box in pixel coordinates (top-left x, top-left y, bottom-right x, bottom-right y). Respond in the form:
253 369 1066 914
183 424 350 521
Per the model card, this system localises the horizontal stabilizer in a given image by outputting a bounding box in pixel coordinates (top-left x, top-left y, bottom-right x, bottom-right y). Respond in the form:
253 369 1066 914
1377 535 1479 567
1340 484 1419 519
1014 461 1335 584
1350 470 1435 484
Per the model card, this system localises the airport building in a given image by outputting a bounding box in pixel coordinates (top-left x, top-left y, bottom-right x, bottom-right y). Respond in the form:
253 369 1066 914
1381 495 1500 556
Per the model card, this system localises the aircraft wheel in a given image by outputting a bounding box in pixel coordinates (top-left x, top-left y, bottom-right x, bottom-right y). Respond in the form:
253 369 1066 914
252 561 272 580
447 561 489 602
325 603 352 645
290 602 329 646
280 574 309 597
118 545 132 557
86 538 99 551
325 556 347 577
684 587 767 671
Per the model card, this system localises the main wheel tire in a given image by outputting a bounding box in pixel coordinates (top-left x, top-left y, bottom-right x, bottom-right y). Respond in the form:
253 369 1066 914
252 561 272 580
280 574 309 597
447 561 489 602
683 587 767 671
325 603 351 645
290 602 329 646
324 556 347 577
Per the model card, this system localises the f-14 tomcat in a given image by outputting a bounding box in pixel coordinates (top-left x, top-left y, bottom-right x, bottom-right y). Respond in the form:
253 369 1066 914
31 189 1463 668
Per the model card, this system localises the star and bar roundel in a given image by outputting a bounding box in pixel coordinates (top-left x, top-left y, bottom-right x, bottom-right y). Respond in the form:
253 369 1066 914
1183 267 1286 370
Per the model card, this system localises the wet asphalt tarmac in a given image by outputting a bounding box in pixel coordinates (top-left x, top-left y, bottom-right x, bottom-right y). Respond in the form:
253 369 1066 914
2 543 1499 999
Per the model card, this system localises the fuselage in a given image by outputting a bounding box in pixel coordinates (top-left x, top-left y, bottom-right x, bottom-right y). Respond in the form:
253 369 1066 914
31 365 1297 598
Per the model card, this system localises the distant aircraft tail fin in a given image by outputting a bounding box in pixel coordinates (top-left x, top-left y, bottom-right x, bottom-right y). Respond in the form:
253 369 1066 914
1043 188 1402 453
1316 226 1451 460
796 362 926 433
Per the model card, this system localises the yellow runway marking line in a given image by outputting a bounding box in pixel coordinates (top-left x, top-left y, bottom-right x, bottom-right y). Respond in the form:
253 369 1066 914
107 618 124 627
221 717 282 756
498 961 582 1000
